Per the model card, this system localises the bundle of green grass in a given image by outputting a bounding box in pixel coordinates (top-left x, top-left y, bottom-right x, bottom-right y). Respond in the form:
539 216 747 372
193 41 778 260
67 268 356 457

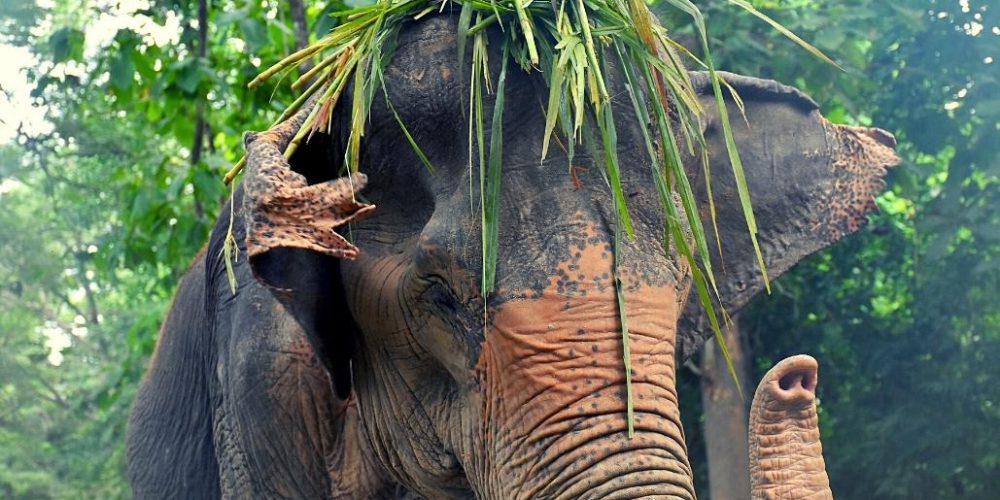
227 0 830 435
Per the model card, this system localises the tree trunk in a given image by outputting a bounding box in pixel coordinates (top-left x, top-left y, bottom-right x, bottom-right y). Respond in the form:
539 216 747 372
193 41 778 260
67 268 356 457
190 0 208 221
287 0 312 73
701 316 752 500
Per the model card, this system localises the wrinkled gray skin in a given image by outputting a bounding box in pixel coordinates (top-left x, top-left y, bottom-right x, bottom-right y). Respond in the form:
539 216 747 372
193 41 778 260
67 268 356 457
127 15 896 499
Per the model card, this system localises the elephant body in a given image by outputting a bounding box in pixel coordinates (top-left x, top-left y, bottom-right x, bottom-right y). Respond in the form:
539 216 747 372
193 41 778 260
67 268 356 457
127 15 896 499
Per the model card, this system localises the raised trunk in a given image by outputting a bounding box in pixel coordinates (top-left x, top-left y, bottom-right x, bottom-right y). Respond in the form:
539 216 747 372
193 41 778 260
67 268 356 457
748 355 832 500
701 317 751 500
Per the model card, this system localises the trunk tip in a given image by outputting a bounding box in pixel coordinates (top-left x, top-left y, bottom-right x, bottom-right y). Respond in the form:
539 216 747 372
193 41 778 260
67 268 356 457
767 355 819 404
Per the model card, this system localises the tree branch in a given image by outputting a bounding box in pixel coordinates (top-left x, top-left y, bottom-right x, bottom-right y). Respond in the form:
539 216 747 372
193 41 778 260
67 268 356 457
73 252 100 325
30 369 69 409
54 290 87 321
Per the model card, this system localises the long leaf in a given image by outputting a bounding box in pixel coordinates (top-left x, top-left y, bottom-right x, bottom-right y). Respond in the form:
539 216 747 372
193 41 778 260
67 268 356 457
613 197 635 438
385 96 435 173
512 0 539 65
596 104 635 240
541 46 567 159
457 1 474 85
726 0 841 70
482 40 509 296
662 0 770 293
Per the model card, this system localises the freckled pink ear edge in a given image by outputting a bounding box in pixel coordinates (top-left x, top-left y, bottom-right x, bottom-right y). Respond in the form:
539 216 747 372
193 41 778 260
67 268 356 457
815 120 900 243
240 116 375 262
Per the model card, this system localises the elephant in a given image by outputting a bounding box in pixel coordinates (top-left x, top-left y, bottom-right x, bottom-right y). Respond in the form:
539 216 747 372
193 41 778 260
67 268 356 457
126 14 898 499
749 355 831 500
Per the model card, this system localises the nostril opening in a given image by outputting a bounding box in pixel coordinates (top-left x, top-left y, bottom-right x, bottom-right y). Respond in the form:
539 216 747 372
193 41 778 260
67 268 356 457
778 370 817 394
778 373 801 391
768 356 819 401
802 372 817 392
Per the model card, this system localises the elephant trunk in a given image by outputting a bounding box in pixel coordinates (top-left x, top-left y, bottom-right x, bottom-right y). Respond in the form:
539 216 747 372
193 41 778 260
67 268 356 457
472 285 696 499
749 355 833 500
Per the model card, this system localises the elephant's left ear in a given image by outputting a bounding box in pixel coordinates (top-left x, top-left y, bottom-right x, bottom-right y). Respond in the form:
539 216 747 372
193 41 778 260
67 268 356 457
241 113 375 288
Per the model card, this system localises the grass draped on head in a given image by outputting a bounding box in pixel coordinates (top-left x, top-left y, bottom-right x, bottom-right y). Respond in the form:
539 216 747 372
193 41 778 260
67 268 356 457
225 0 829 437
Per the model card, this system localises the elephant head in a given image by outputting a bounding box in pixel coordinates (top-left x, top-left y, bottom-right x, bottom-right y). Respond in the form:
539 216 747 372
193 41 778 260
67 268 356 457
128 14 896 499
749 355 832 500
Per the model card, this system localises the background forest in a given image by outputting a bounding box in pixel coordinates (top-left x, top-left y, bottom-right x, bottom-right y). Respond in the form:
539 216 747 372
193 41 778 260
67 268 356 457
0 0 997 498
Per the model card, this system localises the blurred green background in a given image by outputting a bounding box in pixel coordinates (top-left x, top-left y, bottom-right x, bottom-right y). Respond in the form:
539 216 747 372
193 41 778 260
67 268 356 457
0 0 997 497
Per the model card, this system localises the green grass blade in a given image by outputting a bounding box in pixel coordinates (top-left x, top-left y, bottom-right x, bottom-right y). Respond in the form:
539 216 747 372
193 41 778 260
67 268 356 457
457 1 474 85
346 44 369 172
249 42 327 89
725 0 841 70
701 151 724 263
467 13 499 35
467 24 481 214
597 104 635 240
385 96 435 173
574 0 609 103
473 29 488 214
683 228 743 397
613 41 673 259
612 199 635 439
482 40 509 296
512 0 539 65
707 71 771 290
636 58 717 293
541 53 567 159
662 0 770 293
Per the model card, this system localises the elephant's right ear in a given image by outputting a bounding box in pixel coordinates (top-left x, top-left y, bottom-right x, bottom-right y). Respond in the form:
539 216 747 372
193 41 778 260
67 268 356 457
239 100 375 398
675 71 898 362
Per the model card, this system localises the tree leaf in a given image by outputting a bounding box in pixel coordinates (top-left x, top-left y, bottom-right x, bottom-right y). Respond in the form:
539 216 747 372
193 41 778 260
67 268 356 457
49 27 84 63
175 59 204 95
110 52 134 91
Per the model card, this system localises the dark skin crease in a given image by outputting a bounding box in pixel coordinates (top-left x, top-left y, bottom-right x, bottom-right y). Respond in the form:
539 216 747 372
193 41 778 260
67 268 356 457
127 14 896 499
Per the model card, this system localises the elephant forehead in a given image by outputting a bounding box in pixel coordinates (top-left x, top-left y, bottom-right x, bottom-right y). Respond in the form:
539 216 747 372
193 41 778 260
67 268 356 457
487 214 683 307
380 16 465 123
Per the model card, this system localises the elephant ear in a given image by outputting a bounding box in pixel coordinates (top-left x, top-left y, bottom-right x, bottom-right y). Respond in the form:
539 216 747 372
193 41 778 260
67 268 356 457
241 102 374 268
238 99 375 398
675 71 899 362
